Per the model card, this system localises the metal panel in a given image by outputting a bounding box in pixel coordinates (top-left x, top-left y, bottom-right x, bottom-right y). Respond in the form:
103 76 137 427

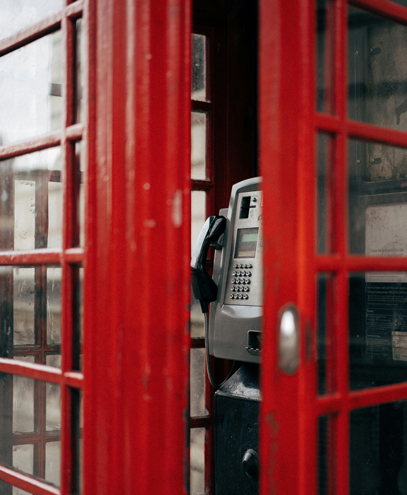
84 0 191 494
259 0 318 492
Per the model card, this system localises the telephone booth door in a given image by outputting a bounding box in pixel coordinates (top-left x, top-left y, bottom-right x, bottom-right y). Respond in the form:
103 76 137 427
259 0 407 494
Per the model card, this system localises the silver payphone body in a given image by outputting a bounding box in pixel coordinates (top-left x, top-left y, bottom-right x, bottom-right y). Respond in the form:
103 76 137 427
209 177 262 363
191 177 262 363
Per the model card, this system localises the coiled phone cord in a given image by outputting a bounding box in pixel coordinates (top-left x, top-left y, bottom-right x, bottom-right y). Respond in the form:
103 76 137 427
204 312 236 389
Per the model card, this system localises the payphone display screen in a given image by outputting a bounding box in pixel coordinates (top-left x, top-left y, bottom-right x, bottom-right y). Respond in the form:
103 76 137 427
234 228 259 258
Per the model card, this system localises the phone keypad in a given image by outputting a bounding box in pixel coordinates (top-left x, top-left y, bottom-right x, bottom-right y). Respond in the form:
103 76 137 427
229 266 253 300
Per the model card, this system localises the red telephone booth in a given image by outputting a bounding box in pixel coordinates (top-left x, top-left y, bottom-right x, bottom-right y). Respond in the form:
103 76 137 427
1 0 407 494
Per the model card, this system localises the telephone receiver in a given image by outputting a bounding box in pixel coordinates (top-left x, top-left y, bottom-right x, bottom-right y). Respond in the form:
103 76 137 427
191 215 226 314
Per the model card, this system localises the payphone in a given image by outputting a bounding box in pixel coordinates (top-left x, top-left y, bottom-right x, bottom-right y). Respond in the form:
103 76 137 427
191 176 262 363
191 177 262 494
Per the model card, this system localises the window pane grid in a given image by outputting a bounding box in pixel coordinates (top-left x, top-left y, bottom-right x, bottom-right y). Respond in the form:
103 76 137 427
315 1 407 494
0 1 84 494
0 2 84 64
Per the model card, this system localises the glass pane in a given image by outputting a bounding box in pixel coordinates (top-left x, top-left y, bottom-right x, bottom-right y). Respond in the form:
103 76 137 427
0 2 64 42
75 142 85 247
317 274 336 395
75 18 85 123
73 266 84 371
350 401 407 494
192 34 206 102
348 139 407 255
46 354 61 368
0 377 61 488
14 181 35 250
13 268 35 345
0 32 63 146
190 348 206 417
46 382 60 431
190 428 205 495
45 441 60 486
316 133 335 254
390 0 407 5
13 444 33 476
191 191 206 338
349 272 407 390
191 112 207 181
317 0 335 113
348 7 407 130
71 390 82 494
0 148 62 251
47 267 61 345
13 374 34 433
48 182 63 249
318 416 335 495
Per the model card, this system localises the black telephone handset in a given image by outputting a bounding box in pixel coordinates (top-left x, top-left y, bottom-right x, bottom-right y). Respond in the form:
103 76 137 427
191 215 226 314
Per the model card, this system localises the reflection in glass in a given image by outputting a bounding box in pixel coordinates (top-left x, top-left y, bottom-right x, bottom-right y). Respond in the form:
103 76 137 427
0 148 62 251
190 428 205 495
318 416 335 495
317 274 336 395
75 19 85 123
72 266 84 371
348 139 407 255
192 34 206 101
48 182 63 249
0 32 63 146
45 441 60 486
14 268 35 345
316 133 335 254
72 390 82 494
350 401 407 494
0 374 61 486
75 142 85 247
191 191 206 338
348 8 407 130
46 382 61 431
191 112 207 181
190 349 206 417
47 267 61 345
5 265 62 361
14 181 35 251
349 272 407 390
46 355 61 369
13 444 33 477
13 375 34 433
0 1 63 42
317 0 335 113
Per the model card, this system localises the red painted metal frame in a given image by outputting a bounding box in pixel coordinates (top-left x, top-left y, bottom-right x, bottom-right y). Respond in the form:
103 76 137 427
259 0 314 491
259 0 407 494
84 0 191 494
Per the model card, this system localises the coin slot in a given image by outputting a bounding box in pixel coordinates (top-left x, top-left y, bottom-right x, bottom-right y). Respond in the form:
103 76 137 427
240 196 251 218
